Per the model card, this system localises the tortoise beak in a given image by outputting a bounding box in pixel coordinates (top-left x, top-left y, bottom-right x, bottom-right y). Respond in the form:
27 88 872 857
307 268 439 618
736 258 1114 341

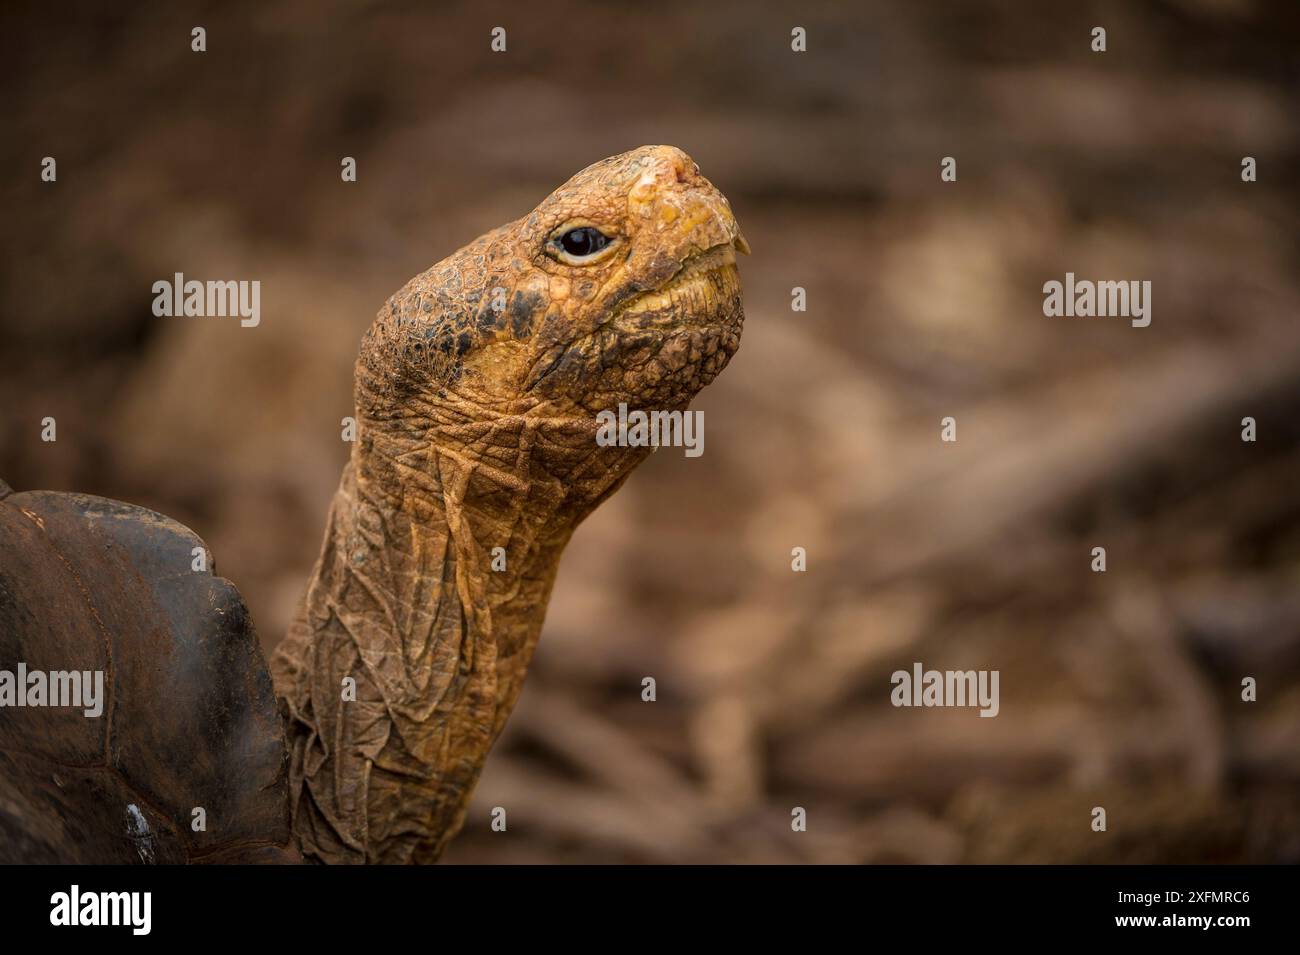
733 233 752 256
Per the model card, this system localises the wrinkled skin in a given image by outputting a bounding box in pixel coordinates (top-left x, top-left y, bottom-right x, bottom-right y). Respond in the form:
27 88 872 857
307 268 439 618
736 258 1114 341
270 146 747 863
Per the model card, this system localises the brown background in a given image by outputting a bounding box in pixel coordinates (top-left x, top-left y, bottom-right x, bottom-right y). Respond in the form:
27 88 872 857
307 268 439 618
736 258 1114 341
2 0 1299 862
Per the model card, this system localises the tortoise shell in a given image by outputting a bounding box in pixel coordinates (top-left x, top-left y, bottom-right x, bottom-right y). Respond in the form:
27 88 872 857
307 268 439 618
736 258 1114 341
0 482 294 863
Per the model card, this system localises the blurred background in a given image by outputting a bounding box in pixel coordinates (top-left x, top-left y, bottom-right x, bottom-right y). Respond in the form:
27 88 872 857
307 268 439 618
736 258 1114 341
2 0 1299 862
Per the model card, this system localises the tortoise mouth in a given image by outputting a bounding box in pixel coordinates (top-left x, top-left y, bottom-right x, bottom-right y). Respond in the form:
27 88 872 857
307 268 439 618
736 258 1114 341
522 243 743 401
612 244 742 332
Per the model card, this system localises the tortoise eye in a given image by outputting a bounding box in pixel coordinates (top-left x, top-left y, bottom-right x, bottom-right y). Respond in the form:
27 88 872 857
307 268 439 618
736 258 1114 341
557 226 610 258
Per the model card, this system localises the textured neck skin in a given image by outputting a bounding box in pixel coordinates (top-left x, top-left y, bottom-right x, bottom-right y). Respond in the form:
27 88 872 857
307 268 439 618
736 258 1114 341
270 145 745 863
273 401 645 864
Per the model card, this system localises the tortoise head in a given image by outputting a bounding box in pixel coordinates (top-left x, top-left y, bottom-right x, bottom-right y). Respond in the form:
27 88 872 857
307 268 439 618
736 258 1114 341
507 144 748 412
354 146 747 504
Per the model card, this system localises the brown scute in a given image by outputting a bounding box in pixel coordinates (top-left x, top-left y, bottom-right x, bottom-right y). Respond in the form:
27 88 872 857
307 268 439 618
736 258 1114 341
0 491 294 864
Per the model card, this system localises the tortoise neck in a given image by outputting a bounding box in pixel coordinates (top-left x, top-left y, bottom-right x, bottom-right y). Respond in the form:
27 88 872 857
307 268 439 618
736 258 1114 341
271 430 577 864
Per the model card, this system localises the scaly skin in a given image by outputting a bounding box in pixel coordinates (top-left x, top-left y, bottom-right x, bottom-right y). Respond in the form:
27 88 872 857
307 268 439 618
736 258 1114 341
269 146 748 864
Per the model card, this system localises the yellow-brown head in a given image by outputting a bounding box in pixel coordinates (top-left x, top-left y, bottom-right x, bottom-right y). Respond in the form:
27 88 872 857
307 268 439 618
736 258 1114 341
360 145 748 423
